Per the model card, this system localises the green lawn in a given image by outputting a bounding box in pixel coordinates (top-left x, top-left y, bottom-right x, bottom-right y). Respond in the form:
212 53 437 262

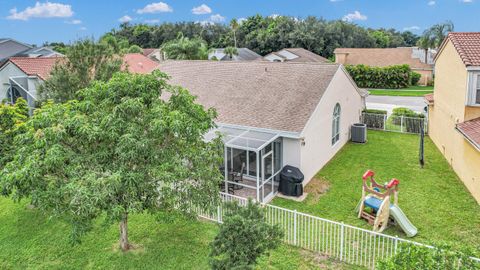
368 86 433 97
272 131 480 254
0 197 362 270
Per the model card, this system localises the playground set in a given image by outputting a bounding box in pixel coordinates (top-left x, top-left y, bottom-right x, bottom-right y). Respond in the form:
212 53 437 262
357 170 417 237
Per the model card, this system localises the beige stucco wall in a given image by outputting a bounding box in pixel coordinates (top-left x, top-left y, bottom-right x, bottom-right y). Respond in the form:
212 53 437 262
428 39 480 203
413 69 433 86
298 67 364 184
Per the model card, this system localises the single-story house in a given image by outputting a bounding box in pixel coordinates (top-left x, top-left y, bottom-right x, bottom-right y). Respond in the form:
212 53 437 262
209 48 262 61
426 32 480 203
0 53 159 107
264 48 330 63
334 47 435 86
158 61 367 202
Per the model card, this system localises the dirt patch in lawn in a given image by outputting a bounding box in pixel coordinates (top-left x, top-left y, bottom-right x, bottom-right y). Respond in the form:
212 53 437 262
299 249 358 269
305 177 330 204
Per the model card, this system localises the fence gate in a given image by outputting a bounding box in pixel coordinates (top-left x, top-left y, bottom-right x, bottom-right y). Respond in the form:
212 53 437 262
361 113 427 134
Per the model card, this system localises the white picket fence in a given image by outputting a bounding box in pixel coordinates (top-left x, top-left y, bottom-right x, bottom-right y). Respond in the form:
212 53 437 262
198 192 480 270
361 112 428 134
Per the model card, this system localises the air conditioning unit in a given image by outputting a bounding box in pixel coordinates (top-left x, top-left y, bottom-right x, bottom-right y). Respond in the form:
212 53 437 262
351 123 367 143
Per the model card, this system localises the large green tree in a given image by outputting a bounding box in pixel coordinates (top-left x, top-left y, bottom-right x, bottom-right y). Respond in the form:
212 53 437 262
39 39 123 103
161 33 210 60
0 98 28 170
1 72 223 251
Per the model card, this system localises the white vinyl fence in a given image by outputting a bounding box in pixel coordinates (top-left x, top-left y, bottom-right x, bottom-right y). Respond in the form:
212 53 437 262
198 192 480 270
361 113 428 134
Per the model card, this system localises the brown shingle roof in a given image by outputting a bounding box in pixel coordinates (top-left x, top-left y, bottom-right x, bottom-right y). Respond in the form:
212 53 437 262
456 117 480 150
334 47 433 69
8 57 62 80
445 32 480 66
284 48 330 63
158 61 342 133
142 48 157 57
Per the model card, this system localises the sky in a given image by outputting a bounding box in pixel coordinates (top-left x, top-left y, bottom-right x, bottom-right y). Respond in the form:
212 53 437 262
0 0 479 46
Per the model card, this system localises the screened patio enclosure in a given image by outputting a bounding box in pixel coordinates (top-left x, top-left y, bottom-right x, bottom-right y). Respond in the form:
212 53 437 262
205 125 283 203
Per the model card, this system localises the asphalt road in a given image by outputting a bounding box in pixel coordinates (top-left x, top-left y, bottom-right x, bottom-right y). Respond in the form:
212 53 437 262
366 95 427 115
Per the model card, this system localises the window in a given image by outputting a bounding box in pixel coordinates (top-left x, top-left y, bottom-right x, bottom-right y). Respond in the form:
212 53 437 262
332 103 341 145
476 75 480 104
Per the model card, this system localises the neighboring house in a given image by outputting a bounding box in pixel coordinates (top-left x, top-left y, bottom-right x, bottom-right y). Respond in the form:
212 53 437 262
426 32 480 203
0 38 33 62
123 53 159 74
208 48 262 61
0 57 60 107
15 46 63 58
142 48 163 62
0 53 159 107
159 61 366 202
264 48 330 63
334 47 435 86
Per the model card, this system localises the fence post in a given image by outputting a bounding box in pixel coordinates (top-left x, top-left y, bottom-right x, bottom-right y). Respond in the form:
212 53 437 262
400 116 404 133
293 210 297 246
383 114 387 130
217 205 221 223
394 235 399 254
340 222 345 261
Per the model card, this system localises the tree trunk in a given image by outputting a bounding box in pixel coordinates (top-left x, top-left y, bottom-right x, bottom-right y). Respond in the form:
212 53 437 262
119 213 130 252
233 31 237 48
424 49 428 64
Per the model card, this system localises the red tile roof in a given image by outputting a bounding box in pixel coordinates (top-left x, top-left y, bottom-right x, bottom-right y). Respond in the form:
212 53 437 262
8 57 62 80
424 93 434 103
123 53 159 74
446 32 480 66
456 117 480 150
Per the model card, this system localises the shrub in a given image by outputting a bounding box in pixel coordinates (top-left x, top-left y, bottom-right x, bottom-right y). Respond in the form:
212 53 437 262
377 243 480 270
391 107 424 118
410 71 421 85
363 109 387 115
209 200 283 270
345 64 415 89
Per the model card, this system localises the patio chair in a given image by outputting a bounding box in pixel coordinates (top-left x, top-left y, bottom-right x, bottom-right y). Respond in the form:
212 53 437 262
230 162 245 190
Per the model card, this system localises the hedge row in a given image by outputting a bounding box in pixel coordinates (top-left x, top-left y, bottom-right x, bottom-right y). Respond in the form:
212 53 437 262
345 64 420 89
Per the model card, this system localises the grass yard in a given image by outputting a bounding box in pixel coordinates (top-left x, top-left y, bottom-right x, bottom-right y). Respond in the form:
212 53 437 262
272 131 480 253
0 197 362 270
368 86 433 97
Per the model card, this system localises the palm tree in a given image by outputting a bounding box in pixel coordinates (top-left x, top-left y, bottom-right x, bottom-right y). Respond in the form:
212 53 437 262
417 21 454 63
230 19 239 48
161 33 209 60
223 46 238 60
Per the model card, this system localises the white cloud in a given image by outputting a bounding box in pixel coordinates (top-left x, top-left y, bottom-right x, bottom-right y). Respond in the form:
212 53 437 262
238 17 247 24
428 0 436 5
137 2 173 14
460 0 473 3
118 15 132 23
7 2 74 21
145 19 160 24
330 0 343 2
269 14 280 19
209 14 225 23
66 19 82 24
192 4 211 15
79 26 87 31
403 26 420 31
342 11 367 22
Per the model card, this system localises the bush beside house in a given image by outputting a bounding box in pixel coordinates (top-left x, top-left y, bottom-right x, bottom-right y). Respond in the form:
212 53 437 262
345 64 420 89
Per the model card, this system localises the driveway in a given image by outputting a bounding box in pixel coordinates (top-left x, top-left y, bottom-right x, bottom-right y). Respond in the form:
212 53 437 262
366 95 427 115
